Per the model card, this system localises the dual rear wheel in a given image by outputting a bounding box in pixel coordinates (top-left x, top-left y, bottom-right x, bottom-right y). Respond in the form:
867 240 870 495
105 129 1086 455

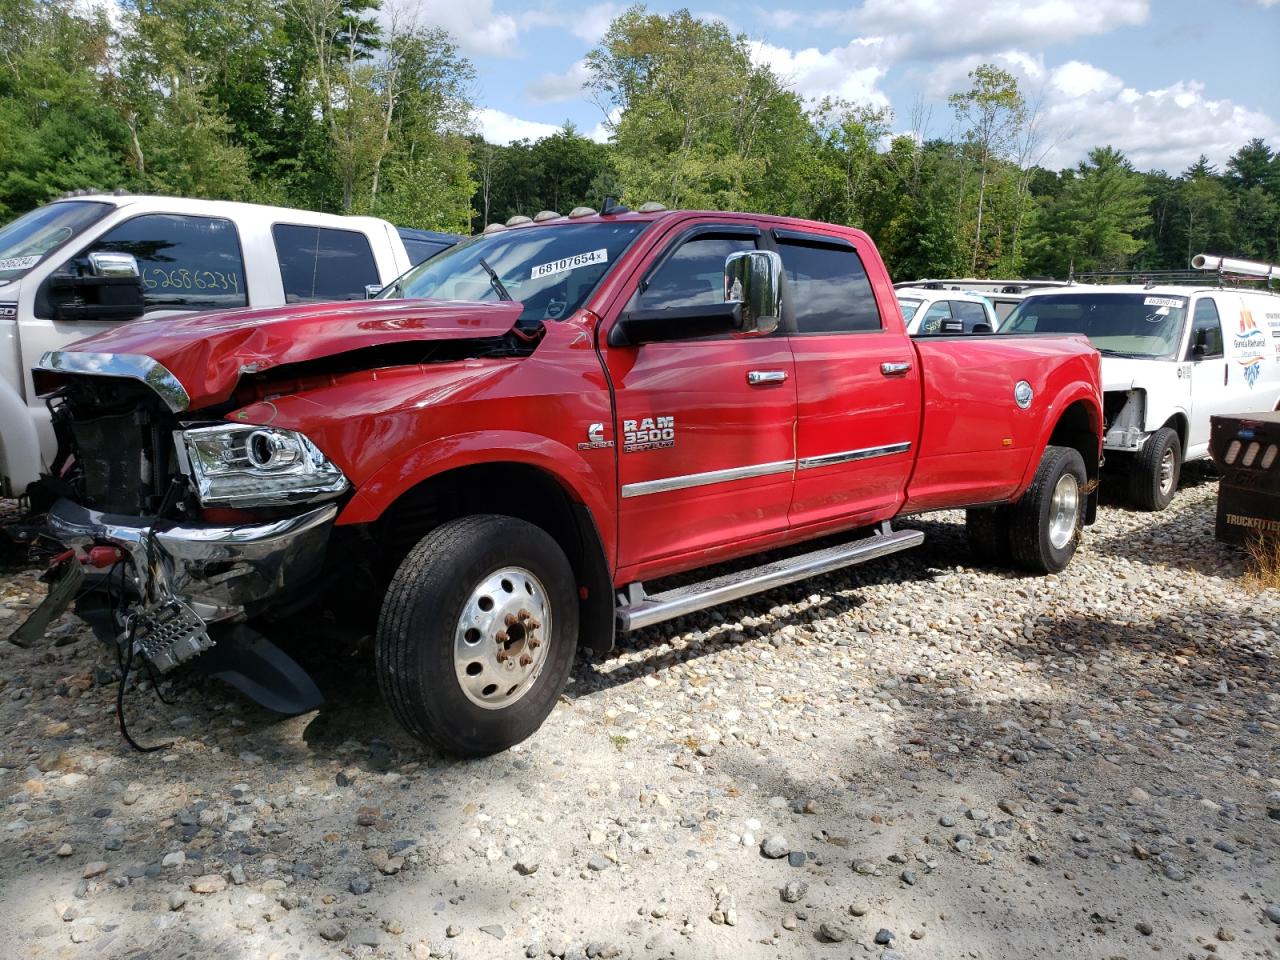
966 445 1087 574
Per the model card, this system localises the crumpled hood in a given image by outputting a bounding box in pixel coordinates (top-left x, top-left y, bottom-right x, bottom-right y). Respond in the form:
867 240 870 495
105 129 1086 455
38 298 523 410
1100 355 1169 393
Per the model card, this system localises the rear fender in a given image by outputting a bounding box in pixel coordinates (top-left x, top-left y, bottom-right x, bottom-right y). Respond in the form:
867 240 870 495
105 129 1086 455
1016 382 1103 503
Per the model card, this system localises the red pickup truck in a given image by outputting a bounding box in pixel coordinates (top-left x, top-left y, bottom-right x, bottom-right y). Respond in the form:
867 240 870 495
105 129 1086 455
27 207 1102 755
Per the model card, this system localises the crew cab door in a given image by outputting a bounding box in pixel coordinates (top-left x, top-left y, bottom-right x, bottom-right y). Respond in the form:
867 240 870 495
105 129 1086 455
600 224 797 571
1185 296 1229 457
776 229 921 530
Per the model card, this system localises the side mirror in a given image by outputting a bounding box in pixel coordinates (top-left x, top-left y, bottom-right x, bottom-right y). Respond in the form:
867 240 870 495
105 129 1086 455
46 251 145 322
1192 327 1210 357
87 251 139 279
972 322 993 334
365 283 384 300
723 249 782 336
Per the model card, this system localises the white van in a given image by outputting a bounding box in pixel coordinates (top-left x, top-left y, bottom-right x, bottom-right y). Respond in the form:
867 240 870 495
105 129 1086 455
0 194 429 498
895 286 1001 335
1002 281 1280 509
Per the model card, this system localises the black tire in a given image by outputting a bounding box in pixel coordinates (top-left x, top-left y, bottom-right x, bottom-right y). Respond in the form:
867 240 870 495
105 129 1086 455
966 507 1012 565
1009 445 1087 574
375 515 579 757
1128 427 1181 512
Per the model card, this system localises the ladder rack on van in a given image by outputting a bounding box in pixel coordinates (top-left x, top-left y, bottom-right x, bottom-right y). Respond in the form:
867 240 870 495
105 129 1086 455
1069 253 1279 291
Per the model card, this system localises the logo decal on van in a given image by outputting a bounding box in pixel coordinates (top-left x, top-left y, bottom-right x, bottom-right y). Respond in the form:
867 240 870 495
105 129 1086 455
1239 357 1263 388
1233 301 1266 355
1238 303 1263 339
0 302 15 320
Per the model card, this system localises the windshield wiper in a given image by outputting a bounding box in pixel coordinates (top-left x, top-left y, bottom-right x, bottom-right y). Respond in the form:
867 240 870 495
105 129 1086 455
478 258 512 302
1097 349 1154 359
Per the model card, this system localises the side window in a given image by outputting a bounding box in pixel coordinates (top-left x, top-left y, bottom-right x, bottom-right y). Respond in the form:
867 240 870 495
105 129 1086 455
636 235 755 311
777 239 881 334
952 300 989 330
1187 298 1224 360
917 300 953 334
87 214 246 311
273 224 379 303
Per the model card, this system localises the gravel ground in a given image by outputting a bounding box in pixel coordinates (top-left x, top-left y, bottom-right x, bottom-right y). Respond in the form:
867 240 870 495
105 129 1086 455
1 472 1278 960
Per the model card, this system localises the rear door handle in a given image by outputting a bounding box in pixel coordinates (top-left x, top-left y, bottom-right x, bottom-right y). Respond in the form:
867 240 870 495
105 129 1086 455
880 361 913 376
747 370 788 385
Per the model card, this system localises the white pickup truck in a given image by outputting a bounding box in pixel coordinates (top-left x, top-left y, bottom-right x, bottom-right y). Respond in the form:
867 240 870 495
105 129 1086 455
0 194 455 498
1002 262 1280 510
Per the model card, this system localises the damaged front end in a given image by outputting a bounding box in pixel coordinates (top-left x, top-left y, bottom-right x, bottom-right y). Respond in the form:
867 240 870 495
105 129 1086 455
18 356 350 721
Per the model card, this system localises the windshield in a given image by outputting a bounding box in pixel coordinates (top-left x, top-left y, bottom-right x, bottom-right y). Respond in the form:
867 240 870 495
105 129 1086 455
381 221 647 326
897 296 923 321
1002 292 1189 359
0 201 112 283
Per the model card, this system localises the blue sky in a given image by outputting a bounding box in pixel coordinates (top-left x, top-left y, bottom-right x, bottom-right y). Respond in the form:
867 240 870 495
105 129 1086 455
413 0 1279 171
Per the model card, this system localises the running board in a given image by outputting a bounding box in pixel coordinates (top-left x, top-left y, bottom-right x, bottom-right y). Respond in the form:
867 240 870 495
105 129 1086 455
616 525 924 632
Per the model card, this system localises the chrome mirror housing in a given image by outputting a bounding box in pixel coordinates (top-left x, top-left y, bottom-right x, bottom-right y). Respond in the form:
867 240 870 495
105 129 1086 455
87 251 140 279
724 250 782 336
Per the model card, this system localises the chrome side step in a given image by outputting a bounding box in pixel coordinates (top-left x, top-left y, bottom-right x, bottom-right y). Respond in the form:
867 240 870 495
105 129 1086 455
616 525 924 632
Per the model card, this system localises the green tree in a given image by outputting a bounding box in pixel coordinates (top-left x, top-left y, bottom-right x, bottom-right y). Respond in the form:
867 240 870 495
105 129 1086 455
948 64 1025 274
1025 146 1150 276
586 5 808 211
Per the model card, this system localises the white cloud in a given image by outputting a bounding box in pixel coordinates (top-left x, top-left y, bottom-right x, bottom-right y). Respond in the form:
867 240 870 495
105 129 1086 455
396 0 519 58
1038 73 1279 171
588 107 621 144
473 108 562 144
527 60 591 103
520 3 624 44
919 49 1048 99
1254 0 1277 7
748 38 891 108
760 0 1149 62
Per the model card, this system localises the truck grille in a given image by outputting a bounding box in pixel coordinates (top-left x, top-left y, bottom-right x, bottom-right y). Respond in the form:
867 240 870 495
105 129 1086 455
48 376 175 516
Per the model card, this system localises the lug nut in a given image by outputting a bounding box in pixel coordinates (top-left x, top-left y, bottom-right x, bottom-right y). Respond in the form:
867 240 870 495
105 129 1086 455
496 631 509 643
519 654 532 667
518 609 532 620
504 613 519 626
528 620 541 630
528 638 541 649
496 650 508 663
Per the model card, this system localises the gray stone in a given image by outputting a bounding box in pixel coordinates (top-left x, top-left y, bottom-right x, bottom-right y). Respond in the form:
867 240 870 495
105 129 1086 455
586 855 611 872
818 922 849 943
349 876 372 895
780 879 808 903
480 924 506 940
318 921 346 942
1264 904 1280 925
875 928 895 945
760 835 788 859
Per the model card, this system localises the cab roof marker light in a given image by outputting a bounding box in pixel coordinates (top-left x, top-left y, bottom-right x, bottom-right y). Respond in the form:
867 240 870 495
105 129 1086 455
482 223 507 235
638 201 667 213
533 210 561 222
506 215 532 227
1262 445 1278 471
568 206 597 218
1242 442 1261 468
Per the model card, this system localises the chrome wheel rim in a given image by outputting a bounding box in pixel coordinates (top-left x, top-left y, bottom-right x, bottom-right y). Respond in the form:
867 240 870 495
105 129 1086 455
1048 472 1080 550
1158 447 1176 497
453 566 550 710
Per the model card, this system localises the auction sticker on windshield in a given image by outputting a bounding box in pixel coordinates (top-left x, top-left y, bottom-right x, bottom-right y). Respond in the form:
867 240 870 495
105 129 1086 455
1144 296 1185 308
0 255 41 271
531 249 608 280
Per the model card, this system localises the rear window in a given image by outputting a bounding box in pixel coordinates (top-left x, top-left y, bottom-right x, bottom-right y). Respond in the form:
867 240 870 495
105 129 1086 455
273 224 379 303
777 239 881 334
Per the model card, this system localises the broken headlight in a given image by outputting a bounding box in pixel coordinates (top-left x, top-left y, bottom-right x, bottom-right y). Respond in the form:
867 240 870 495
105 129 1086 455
181 425 349 509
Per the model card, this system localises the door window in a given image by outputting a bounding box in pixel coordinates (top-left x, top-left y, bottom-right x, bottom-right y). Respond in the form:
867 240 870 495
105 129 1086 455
84 214 246 311
777 239 881 334
273 224 379 303
952 300 989 331
1187 298 1224 360
636 235 756 312
917 300 953 334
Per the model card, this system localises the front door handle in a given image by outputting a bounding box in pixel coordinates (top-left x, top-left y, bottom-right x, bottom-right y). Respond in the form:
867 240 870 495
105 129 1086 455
881 361 913 376
747 370 788 385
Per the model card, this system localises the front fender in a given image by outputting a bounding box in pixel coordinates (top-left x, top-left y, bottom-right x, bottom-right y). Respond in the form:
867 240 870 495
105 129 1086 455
335 430 617 559
0 377 43 495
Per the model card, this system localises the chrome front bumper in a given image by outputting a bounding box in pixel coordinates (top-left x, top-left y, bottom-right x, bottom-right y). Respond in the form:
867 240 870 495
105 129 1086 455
46 498 338 622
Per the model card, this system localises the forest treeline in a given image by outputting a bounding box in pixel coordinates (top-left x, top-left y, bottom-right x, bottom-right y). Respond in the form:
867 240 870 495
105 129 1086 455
2 0 1277 279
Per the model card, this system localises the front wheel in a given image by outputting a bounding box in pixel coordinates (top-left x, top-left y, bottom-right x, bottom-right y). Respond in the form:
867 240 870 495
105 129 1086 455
1009 445 1087 574
1128 427 1181 512
375 515 579 757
